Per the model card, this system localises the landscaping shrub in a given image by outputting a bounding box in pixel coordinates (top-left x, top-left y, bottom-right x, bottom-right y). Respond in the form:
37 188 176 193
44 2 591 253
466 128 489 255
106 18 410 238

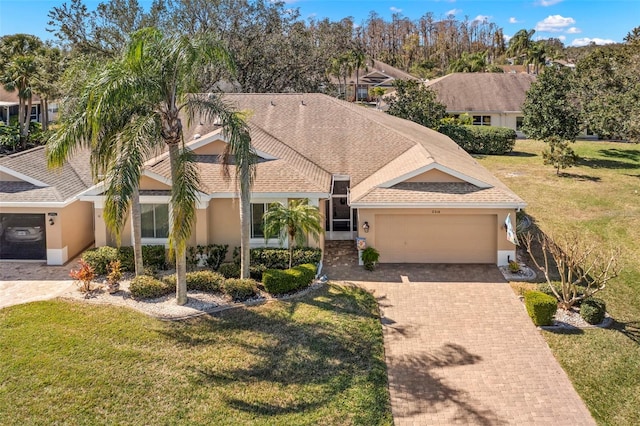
580 297 607 324
116 247 136 272
250 264 267 281
129 275 172 299
233 247 322 269
82 246 118 275
218 262 240 279
143 245 169 270
162 271 225 292
223 278 258 301
438 124 516 155
186 244 229 270
524 290 558 326
262 263 316 295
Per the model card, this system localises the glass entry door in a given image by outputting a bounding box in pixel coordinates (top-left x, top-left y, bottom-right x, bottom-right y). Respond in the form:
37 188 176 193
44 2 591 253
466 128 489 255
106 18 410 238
326 178 354 240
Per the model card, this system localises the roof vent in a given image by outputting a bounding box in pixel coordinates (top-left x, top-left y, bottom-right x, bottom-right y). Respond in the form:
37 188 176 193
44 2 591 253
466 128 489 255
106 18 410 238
270 100 275 106
193 133 201 140
301 100 306 106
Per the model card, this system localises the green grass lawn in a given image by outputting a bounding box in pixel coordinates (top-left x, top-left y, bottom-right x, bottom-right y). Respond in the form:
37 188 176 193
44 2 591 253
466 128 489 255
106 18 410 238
0 285 392 426
479 139 640 426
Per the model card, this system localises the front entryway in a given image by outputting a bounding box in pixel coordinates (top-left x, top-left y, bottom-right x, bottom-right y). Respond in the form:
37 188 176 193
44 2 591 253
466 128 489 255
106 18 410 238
325 176 357 240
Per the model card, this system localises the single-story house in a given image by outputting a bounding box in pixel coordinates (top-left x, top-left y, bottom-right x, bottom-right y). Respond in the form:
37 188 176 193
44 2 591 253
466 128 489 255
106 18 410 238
1 93 526 266
425 73 536 136
0 87 58 126
84 93 526 266
0 146 94 264
336 60 419 103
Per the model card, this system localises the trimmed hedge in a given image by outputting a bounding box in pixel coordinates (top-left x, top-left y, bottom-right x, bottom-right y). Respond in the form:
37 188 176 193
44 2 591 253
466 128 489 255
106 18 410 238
82 246 118 275
438 124 516 155
162 271 225 292
580 297 606 325
233 247 322 270
524 290 558 326
129 275 172 299
223 278 258 301
262 263 317 295
218 262 240 279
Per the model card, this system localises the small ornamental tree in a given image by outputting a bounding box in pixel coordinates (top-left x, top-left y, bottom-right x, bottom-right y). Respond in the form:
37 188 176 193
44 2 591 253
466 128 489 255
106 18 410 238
542 136 578 175
263 198 324 269
386 80 446 129
523 231 619 310
70 259 97 293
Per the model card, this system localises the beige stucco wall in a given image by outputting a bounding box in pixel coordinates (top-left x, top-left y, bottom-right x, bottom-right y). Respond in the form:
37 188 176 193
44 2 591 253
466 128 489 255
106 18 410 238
357 207 517 265
192 139 227 156
60 201 94 262
406 169 464 183
0 171 21 181
208 198 241 249
139 176 171 190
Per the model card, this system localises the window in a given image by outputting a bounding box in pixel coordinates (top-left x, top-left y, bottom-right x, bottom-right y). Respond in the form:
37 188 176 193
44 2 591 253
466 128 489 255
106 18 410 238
472 115 491 126
516 116 524 131
141 204 169 238
251 203 266 238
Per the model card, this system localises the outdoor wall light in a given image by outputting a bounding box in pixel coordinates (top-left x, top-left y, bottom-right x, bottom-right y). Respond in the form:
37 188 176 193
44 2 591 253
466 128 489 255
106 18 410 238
362 221 370 233
49 217 55 226
48 212 57 226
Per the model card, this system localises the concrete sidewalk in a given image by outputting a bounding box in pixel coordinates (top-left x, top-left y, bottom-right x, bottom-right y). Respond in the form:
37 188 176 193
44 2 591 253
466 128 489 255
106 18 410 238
357 280 595 426
0 280 75 310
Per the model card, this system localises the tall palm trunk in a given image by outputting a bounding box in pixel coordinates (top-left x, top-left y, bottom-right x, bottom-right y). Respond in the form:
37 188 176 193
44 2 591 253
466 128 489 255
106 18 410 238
239 158 251 278
131 186 144 276
168 143 188 305
41 98 49 131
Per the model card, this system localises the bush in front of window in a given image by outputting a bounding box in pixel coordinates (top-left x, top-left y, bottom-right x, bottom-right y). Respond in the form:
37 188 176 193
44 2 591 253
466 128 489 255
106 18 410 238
162 270 225 292
438 124 516 155
232 247 322 270
262 263 317 295
129 275 172 299
186 244 229 271
218 262 241 279
82 246 119 275
223 278 259 301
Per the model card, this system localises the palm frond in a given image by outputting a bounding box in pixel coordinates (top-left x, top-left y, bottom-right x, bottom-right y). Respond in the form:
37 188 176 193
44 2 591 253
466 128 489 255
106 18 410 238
167 145 201 256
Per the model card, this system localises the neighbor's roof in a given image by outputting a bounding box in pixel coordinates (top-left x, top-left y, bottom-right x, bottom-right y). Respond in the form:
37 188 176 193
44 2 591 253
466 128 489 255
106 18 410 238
331 59 419 87
0 87 42 105
425 73 536 113
0 146 93 204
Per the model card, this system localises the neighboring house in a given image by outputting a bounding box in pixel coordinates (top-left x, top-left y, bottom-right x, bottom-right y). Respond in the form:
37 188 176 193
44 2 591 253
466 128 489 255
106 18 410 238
81 93 525 266
0 87 58 126
425 73 536 136
0 146 94 265
340 60 420 102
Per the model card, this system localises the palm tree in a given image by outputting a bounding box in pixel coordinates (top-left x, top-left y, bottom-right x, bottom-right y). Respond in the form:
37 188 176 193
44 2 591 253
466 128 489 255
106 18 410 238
220 112 255 279
48 28 247 305
0 34 44 147
350 48 366 102
263 198 324 269
527 41 547 75
506 29 535 69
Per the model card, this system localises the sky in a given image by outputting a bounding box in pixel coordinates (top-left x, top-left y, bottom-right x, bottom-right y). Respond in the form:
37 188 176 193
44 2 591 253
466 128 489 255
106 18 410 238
0 0 638 47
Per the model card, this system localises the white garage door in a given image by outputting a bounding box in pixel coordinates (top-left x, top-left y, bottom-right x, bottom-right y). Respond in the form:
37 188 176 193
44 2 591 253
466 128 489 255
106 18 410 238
375 214 497 263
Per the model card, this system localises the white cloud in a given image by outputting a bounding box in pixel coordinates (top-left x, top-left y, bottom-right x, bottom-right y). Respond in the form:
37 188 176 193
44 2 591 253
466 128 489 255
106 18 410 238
509 17 520 24
558 35 566 41
537 0 563 6
446 8 462 16
566 27 581 34
473 15 491 23
504 34 513 42
390 6 402 13
535 15 575 32
571 37 616 47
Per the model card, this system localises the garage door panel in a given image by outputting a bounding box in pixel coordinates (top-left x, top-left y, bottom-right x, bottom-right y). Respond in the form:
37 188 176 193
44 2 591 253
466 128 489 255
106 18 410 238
376 214 496 263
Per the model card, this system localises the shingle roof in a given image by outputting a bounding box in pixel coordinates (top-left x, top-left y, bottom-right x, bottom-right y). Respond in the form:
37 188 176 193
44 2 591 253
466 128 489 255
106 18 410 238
425 73 536 113
0 146 93 203
147 92 524 208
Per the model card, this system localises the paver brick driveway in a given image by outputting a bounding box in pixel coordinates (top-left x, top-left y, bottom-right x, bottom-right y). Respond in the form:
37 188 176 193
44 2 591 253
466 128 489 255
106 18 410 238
350 266 595 425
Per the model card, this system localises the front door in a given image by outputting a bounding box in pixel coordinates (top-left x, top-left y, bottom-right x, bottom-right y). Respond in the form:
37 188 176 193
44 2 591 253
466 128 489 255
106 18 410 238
325 178 355 240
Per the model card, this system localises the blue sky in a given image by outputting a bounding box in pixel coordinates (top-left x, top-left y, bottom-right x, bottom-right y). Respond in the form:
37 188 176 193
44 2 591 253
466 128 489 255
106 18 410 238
1 0 637 47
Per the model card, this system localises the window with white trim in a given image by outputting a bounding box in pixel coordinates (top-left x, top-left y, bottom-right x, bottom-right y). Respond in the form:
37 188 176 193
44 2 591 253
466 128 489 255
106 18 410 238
472 115 491 126
141 204 169 238
251 203 267 238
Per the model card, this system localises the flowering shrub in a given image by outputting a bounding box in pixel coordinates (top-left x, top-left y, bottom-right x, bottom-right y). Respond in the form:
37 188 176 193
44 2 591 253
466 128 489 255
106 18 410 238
70 259 96 293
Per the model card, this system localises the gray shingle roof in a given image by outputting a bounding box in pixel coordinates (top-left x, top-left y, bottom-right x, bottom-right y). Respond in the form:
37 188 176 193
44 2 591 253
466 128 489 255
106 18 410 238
0 146 93 203
426 73 536 113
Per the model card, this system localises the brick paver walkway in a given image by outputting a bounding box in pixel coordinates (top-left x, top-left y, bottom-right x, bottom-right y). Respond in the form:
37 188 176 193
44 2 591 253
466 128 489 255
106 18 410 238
355 278 595 425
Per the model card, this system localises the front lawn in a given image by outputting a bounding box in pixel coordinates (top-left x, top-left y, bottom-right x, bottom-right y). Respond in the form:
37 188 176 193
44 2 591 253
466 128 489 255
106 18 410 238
0 284 391 425
479 139 640 426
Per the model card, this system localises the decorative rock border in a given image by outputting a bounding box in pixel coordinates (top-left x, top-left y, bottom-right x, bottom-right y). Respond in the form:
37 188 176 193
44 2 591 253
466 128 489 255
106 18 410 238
499 264 537 281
